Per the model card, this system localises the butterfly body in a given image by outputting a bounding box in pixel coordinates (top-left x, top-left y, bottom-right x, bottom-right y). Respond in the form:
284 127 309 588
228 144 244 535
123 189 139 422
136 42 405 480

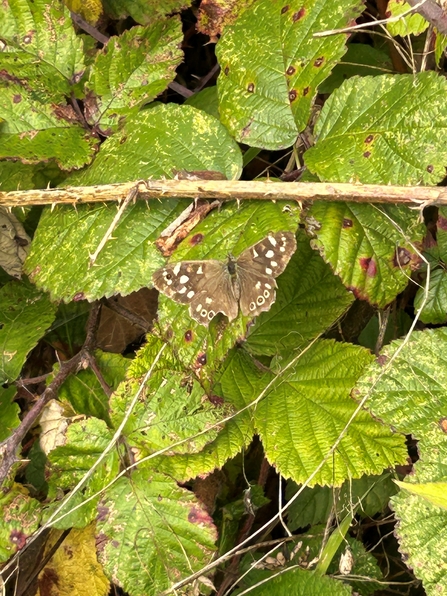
153 231 296 327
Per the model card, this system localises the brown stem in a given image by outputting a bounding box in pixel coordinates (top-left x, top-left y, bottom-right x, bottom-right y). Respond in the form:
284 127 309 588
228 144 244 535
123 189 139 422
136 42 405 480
0 303 102 486
2 180 447 208
85 352 112 398
17 373 52 387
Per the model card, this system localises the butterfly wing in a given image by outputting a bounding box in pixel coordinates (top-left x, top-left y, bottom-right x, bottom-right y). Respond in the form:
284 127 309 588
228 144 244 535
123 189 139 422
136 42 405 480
153 260 239 326
236 231 297 317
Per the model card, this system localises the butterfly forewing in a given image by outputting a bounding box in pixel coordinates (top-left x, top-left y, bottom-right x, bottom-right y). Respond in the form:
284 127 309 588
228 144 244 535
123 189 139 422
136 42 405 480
236 231 297 317
152 231 297 327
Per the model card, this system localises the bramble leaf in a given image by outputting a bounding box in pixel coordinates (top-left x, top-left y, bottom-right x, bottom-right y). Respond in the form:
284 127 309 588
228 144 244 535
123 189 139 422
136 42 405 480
0 280 57 383
96 468 217 596
216 0 364 149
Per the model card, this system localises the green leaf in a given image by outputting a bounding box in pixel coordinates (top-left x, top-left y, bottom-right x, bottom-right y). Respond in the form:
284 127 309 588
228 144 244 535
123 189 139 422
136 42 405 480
110 337 226 455
319 44 394 94
355 328 447 440
306 202 424 307
246 230 354 356
0 0 85 99
216 0 364 149
96 468 217 596
25 199 184 302
417 207 447 323
0 280 57 383
67 103 242 184
391 490 447 596
0 85 98 169
0 0 95 168
185 86 220 120
254 340 407 485
102 0 191 24
435 31 447 67
0 161 50 192
86 19 183 131
25 441 48 494
237 567 352 596
287 472 399 529
45 418 120 529
45 301 91 357
153 200 300 371
59 350 130 423
0 487 41 562
386 0 429 37
414 267 447 324
153 348 258 481
305 72 447 185
358 309 413 352
0 386 20 441
395 480 447 510
436 207 447 259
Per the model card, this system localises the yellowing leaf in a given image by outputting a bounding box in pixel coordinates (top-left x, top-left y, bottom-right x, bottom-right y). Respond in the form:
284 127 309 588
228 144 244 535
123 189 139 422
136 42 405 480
394 480 447 511
65 0 102 24
37 524 109 596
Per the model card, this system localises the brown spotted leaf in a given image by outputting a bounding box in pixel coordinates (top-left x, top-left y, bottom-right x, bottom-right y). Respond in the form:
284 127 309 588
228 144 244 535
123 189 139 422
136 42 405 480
305 72 447 185
96 469 217 596
197 0 257 40
216 0 364 149
306 202 424 307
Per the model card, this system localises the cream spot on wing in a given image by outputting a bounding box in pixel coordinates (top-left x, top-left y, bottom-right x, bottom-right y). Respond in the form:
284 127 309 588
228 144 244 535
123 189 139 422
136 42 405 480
252 248 259 258
280 246 286 252
205 297 213 304
197 265 203 274
265 267 272 275
178 287 187 294
268 236 277 246
270 260 278 268
187 290 195 299
255 281 262 289
265 249 274 258
265 283 272 289
173 263 181 275
179 275 189 284
196 304 202 312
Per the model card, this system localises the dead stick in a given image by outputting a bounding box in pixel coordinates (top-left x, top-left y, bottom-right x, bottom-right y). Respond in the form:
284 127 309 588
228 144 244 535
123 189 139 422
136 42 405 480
1 180 447 207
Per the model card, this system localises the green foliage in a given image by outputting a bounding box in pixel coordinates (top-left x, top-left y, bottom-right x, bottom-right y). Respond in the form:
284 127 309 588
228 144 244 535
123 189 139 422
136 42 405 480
96 468 216 596
305 72 447 185
85 20 184 132
0 486 41 562
307 202 425 307
2 0 447 595
0 279 57 383
0 386 20 441
216 0 364 149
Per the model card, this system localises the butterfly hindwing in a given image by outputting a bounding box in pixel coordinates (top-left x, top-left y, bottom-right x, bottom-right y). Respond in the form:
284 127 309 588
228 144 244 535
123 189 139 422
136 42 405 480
236 231 296 317
189 271 239 325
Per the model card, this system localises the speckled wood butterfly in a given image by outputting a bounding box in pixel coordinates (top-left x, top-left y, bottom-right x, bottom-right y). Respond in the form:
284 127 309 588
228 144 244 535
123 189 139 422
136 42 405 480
153 231 297 327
